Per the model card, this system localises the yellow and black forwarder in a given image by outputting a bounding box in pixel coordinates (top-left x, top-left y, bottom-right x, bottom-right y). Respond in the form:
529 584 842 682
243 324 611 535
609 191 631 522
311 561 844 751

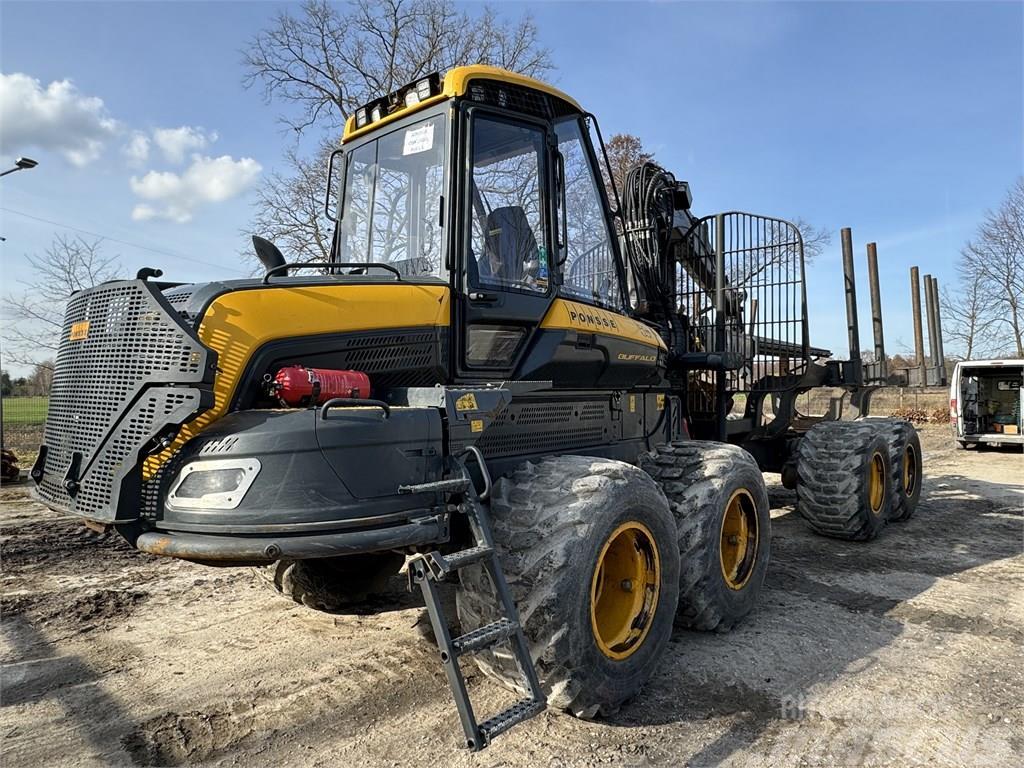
34 66 920 749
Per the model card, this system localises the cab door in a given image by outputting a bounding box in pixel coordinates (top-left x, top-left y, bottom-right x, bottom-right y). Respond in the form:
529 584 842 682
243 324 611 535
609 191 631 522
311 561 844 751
455 108 557 379
511 115 659 389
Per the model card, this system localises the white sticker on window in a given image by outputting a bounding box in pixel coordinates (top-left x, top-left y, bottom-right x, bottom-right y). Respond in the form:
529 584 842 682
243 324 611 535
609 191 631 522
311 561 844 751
403 123 435 155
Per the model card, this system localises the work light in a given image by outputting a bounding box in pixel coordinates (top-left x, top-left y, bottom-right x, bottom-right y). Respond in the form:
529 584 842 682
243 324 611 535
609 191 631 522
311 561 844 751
415 77 433 100
168 458 261 510
355 107 368 128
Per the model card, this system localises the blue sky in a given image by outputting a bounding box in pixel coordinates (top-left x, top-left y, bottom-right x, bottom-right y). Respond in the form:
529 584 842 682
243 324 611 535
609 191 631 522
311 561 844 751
1 1 1021 373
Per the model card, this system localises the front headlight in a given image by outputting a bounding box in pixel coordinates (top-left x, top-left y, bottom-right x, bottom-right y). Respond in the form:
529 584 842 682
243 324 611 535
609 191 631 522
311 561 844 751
167 458 261 510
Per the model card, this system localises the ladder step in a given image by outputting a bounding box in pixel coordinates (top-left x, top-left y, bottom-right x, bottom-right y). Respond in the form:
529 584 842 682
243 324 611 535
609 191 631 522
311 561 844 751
478 698 545 745
398 477 471 494
441 545 493 571
452 618 517 655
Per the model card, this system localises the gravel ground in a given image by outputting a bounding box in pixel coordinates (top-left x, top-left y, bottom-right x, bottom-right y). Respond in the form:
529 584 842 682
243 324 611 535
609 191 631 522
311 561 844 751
1 425 1021 767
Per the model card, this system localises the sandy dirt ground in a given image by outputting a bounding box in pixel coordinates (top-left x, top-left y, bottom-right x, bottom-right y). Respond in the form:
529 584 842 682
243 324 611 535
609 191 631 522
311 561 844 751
2 425 1021 767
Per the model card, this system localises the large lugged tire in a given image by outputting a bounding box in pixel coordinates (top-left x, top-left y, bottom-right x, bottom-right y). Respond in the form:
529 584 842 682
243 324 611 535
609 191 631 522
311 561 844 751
639 442 771 631
796 421 894 540
864 418 923 522
456 456 680 718
255 552 404 612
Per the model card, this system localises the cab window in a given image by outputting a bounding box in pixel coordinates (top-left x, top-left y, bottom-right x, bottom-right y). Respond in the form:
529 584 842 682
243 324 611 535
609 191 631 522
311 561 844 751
468 116 549 294
555 119 622 309
339 114 447 277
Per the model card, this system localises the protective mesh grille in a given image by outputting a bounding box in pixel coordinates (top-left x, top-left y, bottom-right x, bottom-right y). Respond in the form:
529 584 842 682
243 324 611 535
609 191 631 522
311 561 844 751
162 286 195 307
37 281 211 517
74 389 202 517
162 285 198 324
466 80 578 120
286 330 442 390
472 400 610 458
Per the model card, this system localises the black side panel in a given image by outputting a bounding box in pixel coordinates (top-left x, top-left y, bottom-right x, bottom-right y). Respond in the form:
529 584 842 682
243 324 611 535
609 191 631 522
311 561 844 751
515 328 663 389
317 406 444 499
150 407 444 535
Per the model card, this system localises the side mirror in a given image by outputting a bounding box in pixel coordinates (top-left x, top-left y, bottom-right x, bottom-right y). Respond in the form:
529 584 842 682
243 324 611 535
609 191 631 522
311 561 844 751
252 235 286 273
325 148 346 221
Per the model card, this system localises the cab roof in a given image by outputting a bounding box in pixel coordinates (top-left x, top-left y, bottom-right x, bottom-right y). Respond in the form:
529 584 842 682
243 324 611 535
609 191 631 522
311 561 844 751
341 65 583 143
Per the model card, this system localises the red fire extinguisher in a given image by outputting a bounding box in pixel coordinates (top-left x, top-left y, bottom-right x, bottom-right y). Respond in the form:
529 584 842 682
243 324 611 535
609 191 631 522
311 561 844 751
266 365 370 407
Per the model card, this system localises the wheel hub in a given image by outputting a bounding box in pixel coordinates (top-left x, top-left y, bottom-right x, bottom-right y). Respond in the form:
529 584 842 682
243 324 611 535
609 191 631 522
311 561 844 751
869 451 886 515
720 489 758 590
903 444 918 496
590 522 660 660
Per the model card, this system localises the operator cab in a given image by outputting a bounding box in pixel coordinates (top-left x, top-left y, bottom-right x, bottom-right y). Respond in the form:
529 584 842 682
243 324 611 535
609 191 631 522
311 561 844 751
325 65 662 387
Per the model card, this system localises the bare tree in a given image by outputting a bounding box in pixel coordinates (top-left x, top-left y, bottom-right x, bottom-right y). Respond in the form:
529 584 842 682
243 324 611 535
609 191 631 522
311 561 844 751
26 361 54 396
249 141 336 267
242 0 553 266
940 262 998 359
946 178 1024 358
601 133 655 204
2 235 121 368
243 0 552 137
788 217 831 264
974 177 1024 356
602 133 829 267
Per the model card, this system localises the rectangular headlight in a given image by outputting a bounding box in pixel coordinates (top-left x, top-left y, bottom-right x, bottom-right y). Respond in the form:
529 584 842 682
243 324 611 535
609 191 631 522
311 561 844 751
415 77 433 100
167 458 261 510
404 89 420 107
355 107 368 128
370 105 383 123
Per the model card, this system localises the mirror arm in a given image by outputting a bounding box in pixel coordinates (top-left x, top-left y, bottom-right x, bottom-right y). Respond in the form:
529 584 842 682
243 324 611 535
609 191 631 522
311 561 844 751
556 151 568 265
585 112 622 218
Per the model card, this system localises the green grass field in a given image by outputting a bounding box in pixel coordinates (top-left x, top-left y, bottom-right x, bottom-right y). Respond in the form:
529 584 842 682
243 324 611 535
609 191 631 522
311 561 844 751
2 396 49 425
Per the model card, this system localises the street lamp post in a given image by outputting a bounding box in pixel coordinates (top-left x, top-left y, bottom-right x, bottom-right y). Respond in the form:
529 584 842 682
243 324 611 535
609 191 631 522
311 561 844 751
0 156 39 459
0 157 39 178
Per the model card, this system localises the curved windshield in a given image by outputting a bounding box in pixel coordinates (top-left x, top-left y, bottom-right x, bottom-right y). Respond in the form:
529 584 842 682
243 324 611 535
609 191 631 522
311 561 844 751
340 114 447 278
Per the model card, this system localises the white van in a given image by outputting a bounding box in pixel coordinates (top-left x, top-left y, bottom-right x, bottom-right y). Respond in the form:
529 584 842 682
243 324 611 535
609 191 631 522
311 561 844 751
950 359 1024 449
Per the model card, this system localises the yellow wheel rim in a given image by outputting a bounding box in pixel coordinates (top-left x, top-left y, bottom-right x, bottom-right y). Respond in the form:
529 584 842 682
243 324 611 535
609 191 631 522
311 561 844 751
868 451 886 515
590 522 660 660
720 489 759 590
903 444 918 496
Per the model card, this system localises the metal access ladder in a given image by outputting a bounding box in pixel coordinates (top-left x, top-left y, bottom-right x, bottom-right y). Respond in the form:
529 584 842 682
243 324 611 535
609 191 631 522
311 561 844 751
401 453 545 751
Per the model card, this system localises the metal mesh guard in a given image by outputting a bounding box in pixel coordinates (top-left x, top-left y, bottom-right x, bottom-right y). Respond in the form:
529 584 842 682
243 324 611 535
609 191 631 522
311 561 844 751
36 280 214 520
678 212 809 391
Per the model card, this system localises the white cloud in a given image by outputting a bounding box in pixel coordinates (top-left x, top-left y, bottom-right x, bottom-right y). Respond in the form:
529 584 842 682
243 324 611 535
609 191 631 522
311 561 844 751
152 126 218 164
0 72 119 166
130 154 261 223
122 131 150 167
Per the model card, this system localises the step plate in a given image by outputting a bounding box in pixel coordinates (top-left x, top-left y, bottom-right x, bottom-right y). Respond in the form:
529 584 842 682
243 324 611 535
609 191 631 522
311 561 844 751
452 617 517 655
442 545 492 571
479 698 545 745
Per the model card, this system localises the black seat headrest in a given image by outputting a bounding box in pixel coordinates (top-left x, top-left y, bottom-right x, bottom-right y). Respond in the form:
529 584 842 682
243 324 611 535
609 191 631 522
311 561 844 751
484 206 538 279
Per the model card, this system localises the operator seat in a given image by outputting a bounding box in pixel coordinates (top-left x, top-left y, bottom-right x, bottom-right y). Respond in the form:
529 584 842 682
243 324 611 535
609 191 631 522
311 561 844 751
475 205 538 286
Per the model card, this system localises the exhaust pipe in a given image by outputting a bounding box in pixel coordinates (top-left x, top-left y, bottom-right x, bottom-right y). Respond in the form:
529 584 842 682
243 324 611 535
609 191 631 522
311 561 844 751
910 267 926 386
866 242 886 380
840 228 863 384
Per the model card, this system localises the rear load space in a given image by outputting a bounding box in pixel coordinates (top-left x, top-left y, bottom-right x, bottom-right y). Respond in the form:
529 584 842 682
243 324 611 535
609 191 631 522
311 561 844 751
954 362 1024 445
